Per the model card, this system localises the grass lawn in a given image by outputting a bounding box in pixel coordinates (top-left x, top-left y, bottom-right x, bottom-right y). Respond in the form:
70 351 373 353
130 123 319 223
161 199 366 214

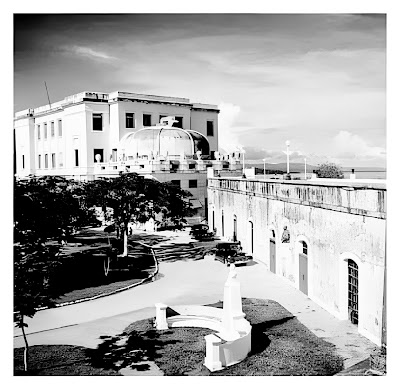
14 298 344 376
14 345 120 376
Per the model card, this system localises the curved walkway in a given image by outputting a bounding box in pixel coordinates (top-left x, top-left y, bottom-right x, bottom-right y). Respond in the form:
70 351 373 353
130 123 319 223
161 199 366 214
14 234 376 370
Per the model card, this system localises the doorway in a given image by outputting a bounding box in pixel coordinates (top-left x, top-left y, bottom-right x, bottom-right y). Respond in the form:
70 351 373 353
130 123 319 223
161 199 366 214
270 230 276 273
299 241 308 295
221 210 224 237
348 259 359 325
233 215 237 242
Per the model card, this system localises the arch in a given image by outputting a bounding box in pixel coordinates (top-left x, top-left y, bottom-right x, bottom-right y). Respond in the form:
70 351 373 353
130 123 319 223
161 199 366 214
295 235 311 295
338 252 362 321
248 220 254 254
221 209 225 237
267 224 277 273
233 214 237 242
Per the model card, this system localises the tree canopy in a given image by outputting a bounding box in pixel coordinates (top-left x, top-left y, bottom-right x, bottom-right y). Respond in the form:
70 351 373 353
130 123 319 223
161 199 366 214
315 163 344 179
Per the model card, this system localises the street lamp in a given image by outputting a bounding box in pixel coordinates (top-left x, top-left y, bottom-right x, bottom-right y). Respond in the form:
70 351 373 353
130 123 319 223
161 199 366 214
285 140 290 174
263 158 266 179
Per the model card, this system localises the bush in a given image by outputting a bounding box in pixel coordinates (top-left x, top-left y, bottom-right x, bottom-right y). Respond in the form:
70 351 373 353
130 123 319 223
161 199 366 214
315 163 344 178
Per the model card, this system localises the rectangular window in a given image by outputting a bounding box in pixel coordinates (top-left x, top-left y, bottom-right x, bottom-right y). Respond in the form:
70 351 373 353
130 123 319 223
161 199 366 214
51 122 55 137
189 179 198 188
172 116 183 128
74 149 79 167
44 123 48 139
143 114 152 127
58 120 62 137
126 113 135 128
22 155 25 169
38 154 41 169
37 125 41 140
171 180 180 187
94 148 104 163
59 152 63 167
207 121 214 136
51 153 56 168
45 154 48 168
189 163 195 169
92 113 103 131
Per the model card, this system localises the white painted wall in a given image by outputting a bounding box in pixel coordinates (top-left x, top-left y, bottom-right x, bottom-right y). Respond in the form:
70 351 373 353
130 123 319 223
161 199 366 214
208 179 386 345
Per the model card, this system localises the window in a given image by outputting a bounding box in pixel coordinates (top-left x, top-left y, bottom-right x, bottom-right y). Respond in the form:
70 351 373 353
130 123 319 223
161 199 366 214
22 155 25 169
189 179 198 188
44 123 48 139
92 113 103 131
94 148 104 163
38 154 41 169
58 120 62 137
302 241 308 255
207 121 214 136
172 116 183 128
74 149 79 167
126 113 135 129
59 152 63 167
51 122 55 137
189 163 195 169
171 180 180 187
143 114 152 127
51 153 56 168
45 154 48 168
37 125 41 140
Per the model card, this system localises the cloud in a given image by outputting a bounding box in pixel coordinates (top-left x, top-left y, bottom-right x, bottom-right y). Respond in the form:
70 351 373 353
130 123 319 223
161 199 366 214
217 102 243 153
63 45 116 61
331 130 385 159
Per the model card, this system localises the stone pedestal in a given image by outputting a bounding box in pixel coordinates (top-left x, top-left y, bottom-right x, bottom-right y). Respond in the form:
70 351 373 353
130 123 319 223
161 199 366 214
155 303 168 330
204 334 223 371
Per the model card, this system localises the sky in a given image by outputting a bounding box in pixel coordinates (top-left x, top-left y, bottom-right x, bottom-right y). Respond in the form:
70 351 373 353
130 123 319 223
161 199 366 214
14 13 386 168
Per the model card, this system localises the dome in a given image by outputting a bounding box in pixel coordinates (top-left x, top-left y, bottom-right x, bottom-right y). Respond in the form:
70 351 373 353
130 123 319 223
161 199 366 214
118 126 210 159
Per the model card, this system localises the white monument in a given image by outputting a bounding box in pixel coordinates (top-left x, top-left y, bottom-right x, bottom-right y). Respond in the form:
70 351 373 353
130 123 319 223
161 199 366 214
155 263 252 371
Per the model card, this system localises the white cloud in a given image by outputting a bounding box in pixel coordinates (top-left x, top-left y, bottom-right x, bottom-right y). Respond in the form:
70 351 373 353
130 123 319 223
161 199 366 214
331 130 385 159
217 102 244 153
63 45 116 61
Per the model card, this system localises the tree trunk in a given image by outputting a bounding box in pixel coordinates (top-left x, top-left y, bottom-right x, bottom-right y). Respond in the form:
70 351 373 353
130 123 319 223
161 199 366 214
122 225 128 257
20 316 29 372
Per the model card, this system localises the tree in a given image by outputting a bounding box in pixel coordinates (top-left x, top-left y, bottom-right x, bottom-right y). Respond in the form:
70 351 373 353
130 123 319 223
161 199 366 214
14 242 61 372
14 175 95 371
85 173 194 256
315 162 344 179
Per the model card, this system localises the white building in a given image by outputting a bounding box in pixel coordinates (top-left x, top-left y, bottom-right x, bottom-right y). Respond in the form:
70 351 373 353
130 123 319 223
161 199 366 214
14 90 242 220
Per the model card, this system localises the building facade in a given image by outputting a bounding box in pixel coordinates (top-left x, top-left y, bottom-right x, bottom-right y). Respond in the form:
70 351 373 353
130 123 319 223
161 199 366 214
14 90 242 220
208 173 386 346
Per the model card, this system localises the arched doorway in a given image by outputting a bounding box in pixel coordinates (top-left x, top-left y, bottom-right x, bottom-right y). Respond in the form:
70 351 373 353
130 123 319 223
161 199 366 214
299 241 308 295
249 221 254 254
348 259 359 325
270 230 276 273
233 215 237 242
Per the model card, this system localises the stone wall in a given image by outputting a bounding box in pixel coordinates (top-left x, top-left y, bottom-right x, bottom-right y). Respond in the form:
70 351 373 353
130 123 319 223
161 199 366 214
208 178 386 345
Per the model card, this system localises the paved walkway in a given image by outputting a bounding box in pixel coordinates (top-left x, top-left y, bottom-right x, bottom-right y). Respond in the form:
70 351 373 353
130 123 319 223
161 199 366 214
14 231 376 372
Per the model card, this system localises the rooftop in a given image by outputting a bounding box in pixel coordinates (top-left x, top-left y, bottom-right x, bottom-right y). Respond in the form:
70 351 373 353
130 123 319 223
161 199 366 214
14 91 219 119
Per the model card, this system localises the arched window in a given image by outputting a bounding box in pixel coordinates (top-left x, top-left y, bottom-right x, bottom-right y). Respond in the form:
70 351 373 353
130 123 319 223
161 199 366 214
301 241 308 255
348 259 359 325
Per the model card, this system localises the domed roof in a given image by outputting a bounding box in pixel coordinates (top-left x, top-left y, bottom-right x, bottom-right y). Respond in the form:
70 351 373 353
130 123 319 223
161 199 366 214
118 126 210 158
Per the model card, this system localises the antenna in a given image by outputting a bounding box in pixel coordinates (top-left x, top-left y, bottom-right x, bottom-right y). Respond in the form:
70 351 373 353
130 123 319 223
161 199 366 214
44 81 51 109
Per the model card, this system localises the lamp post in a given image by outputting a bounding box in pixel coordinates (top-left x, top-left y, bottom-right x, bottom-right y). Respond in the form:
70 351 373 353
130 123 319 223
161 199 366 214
285 140 290 174
263 158 266 179
304 157 307 180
